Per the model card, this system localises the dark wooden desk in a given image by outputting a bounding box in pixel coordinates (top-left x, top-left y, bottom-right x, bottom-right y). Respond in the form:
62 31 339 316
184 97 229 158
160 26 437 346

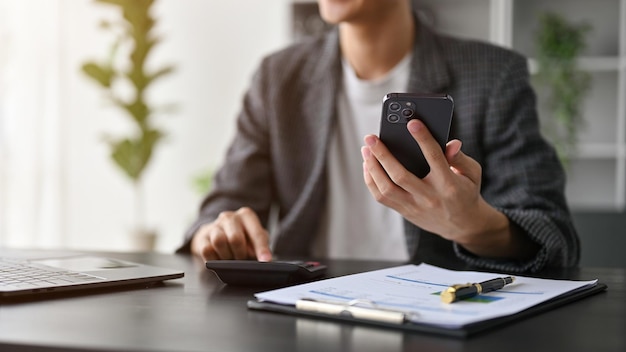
1 250 624 352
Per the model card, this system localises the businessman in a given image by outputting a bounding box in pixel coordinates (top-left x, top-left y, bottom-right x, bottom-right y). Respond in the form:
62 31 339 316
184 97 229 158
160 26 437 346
178 0 580 273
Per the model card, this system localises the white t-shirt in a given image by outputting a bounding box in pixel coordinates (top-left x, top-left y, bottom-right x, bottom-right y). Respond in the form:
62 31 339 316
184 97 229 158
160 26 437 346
312 54 412 261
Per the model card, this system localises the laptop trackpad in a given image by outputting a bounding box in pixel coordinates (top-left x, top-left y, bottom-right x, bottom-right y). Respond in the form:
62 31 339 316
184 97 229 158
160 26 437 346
33 257 138 272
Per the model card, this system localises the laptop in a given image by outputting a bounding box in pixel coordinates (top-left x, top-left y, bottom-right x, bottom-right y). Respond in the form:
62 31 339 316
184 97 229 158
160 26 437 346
0 251 184 299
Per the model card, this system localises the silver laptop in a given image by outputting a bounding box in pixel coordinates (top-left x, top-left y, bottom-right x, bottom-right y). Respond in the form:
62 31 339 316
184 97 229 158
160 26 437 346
0 251 184 298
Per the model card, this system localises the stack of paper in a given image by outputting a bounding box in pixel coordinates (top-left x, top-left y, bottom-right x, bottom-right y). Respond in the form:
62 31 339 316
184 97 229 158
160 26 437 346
254 263 599 329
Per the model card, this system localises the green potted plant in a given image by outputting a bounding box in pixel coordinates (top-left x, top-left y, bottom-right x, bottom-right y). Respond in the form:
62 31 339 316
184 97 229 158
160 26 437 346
81 0 175 250
534 12 592 167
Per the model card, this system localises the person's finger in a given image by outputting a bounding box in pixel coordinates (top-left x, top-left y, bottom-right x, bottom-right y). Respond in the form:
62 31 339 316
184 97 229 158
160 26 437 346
191 225 218 261
208 224 235 260
361 147 383 200
363 134 423 196
445 139 482 184
445 139 463 159
406 119 449 177
219 212 250 260
361 143 413 209
202 245 219 261
236 207 272 262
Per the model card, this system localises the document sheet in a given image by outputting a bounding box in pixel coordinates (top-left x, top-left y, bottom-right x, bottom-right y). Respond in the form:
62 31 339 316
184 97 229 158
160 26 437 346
254 263 598 328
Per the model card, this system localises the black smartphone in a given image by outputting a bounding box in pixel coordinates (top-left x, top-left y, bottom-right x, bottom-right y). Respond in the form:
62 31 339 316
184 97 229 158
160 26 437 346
379 93 454 178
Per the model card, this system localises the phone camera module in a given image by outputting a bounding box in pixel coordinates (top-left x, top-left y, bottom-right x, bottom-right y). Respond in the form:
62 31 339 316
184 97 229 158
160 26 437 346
402 108 414 118
389 102 401 112
387 113 400 123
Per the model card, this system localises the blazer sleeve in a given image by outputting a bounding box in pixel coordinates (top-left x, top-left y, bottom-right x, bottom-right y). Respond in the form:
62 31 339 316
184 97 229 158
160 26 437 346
176 59 274 254
453 55 581 272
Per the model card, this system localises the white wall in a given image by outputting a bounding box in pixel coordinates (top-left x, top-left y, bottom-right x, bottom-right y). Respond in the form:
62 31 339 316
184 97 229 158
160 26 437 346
0 0 292 252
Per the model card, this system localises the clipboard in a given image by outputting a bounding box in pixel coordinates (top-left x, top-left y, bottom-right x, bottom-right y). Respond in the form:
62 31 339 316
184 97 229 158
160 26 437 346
247 272 607 338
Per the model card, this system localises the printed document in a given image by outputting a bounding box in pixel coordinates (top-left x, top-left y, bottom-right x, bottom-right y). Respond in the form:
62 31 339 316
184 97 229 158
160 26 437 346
254 263 598 328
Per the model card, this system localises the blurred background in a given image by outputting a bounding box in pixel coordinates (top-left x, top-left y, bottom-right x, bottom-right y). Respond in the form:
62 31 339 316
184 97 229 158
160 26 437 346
0 0 625 266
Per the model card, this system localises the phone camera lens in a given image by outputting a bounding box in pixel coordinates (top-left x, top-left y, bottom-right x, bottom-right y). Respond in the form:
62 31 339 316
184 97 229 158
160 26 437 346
402 108 414 118
387 113 400 123
389 102 401 112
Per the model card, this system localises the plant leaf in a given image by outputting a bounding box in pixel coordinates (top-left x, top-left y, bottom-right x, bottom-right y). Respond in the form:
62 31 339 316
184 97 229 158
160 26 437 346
84 0 173 184
147 65 175 85
107 128 164 182
81 62 114 88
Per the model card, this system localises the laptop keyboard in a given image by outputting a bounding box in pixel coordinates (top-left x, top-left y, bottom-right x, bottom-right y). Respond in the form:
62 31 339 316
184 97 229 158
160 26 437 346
0 258 105 289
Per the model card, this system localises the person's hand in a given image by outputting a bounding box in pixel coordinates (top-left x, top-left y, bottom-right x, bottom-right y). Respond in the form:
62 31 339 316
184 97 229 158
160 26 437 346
190 207 273 262
360 119 507 248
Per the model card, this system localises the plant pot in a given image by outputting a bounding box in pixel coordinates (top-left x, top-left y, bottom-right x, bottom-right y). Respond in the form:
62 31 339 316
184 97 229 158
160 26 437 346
130 229 158 252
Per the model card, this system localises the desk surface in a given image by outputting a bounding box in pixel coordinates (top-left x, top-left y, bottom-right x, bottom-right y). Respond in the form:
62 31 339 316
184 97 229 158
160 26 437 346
0 249 624 352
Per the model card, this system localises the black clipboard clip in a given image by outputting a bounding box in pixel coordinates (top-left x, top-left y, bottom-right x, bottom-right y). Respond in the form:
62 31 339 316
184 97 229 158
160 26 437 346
295 298 419 325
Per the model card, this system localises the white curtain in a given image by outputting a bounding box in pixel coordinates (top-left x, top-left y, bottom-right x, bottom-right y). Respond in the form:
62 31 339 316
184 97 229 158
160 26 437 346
0 0 65 248
0 0 291 252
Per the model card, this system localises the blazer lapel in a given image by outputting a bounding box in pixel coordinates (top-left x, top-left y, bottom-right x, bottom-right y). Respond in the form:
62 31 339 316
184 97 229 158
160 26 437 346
300 29 341 176
407 21 451 94
274 30 341 255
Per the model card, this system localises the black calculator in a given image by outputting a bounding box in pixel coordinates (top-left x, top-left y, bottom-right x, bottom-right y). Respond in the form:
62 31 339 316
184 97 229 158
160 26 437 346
205 260 327 286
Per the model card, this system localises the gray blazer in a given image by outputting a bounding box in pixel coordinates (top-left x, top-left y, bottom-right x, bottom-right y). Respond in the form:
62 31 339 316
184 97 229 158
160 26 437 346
179 21 580 273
